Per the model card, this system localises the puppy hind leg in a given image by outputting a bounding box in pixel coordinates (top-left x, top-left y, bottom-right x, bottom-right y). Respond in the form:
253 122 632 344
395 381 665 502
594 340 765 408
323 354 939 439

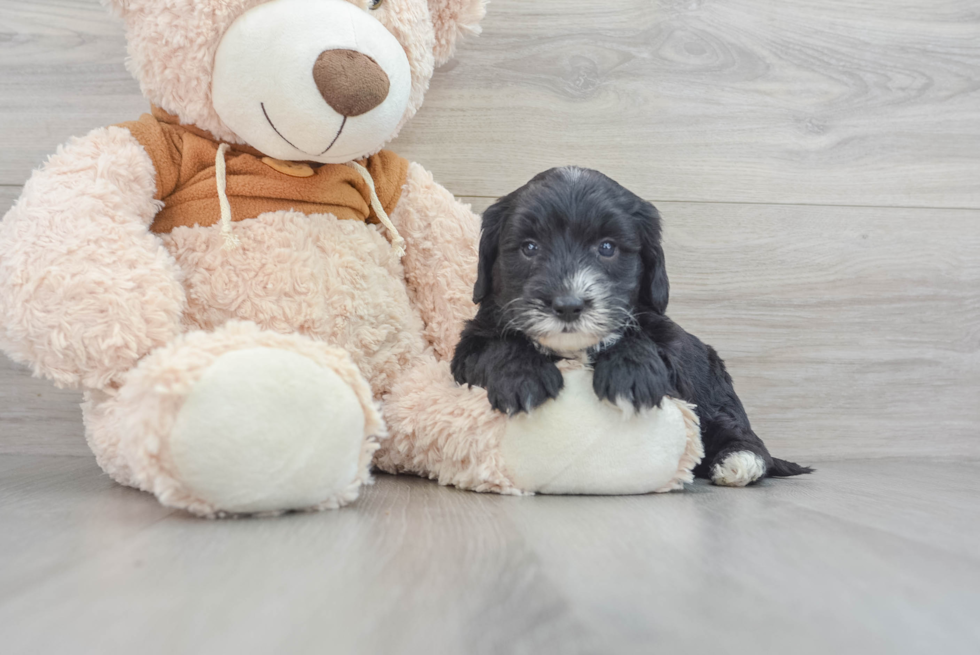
710 449 769 487
694 415 774 487
695 417 814 485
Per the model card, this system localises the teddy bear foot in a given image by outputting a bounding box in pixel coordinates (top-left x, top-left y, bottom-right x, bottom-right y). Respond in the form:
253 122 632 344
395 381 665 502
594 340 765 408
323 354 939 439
168 347 368 515
499 368 704 495
85 322 383 517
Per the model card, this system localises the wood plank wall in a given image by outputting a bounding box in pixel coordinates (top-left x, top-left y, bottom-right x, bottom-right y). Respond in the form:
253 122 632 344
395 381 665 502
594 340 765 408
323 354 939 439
1 0 978 461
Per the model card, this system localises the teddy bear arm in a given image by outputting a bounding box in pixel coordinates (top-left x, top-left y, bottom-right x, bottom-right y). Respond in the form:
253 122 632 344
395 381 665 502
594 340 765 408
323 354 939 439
389 162 480 361
0 126 186 389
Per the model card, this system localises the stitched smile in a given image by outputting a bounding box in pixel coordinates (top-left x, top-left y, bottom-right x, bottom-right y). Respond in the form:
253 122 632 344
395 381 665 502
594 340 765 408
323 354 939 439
261 102 346 157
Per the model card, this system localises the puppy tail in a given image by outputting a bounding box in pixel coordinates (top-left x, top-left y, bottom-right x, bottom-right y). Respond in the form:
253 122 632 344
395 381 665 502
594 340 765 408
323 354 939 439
768 458 814 478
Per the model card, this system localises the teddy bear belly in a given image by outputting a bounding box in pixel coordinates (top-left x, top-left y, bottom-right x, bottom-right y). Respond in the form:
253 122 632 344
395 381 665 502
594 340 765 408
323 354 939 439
160 210 427 397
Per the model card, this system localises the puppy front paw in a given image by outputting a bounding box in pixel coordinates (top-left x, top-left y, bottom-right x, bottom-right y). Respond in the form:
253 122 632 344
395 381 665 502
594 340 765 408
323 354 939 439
592 338 671 412
452 334 564 414
486 358 564 414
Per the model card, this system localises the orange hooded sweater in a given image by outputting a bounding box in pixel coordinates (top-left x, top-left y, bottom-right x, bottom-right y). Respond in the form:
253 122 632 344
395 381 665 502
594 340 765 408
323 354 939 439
117 106 409 235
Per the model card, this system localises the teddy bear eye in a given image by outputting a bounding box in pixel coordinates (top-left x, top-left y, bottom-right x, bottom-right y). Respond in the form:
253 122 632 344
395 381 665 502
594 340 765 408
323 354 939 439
368 0 384 9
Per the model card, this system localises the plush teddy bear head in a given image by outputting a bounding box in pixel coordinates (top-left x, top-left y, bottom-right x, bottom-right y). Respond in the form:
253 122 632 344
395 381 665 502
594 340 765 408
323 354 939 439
105 0 485 163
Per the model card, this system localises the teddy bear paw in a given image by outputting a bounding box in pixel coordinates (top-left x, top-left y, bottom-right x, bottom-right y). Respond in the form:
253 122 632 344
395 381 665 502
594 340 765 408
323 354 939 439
169 347 368 514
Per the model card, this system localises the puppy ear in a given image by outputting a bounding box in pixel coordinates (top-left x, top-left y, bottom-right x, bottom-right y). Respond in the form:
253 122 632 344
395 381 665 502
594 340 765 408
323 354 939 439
428 0 488 67
637 201 670 314
472 196 508 305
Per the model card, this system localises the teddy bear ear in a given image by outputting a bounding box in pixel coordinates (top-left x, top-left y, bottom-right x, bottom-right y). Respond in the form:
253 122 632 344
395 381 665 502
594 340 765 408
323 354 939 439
428 0 487 67
101 0 130 17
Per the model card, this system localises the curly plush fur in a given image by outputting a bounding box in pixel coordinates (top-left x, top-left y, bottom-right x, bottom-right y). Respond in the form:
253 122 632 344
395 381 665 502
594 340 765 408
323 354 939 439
0 126 185 389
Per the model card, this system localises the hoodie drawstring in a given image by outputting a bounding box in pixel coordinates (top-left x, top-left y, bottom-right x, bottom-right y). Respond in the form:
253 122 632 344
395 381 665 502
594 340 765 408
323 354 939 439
213 147 405 261
215 143 240 250
344 160 406 261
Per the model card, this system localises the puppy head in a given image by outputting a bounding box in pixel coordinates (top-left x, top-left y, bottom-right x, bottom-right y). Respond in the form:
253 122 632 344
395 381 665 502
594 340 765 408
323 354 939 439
475 167 669 354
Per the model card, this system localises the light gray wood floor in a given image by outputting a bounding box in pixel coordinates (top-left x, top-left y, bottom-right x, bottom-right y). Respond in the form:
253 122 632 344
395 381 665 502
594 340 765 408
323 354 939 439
1 1 979 653
1 457 979 655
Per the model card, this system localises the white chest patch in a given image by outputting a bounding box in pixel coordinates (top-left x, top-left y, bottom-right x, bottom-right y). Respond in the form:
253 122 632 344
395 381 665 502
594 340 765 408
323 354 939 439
535 331 604 355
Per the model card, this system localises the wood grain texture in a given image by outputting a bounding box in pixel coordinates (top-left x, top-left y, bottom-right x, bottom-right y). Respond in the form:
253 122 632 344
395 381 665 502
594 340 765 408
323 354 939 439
399 0 980 207
0 455 174 600
0 457 978 655
1 0 978 207
0 358 86 457
2 187 978 460
0 0 148 185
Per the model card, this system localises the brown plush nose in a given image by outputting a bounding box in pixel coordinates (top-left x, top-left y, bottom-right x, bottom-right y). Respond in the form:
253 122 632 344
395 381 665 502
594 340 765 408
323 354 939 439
312 49 390 117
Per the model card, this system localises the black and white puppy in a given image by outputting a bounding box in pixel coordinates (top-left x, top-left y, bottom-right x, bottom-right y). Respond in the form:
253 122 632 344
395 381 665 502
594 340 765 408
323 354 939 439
451 167 812 486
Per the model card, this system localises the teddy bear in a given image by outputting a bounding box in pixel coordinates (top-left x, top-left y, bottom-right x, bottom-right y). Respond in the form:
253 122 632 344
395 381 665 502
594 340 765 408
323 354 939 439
0 0 702 517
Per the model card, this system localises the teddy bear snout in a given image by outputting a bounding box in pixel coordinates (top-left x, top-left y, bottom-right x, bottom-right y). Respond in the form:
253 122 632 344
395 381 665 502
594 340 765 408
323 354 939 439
313 49 390 118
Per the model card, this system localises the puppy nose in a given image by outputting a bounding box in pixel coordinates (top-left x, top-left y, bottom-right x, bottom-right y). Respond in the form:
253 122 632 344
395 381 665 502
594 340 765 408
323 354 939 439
552 296 586 323
313 49 390 117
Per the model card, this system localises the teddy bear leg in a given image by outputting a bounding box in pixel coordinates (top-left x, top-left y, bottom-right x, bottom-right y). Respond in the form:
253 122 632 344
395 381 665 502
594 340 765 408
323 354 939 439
83 388 141 491
380 358 704 496
82 321 383 517
376 356 520 495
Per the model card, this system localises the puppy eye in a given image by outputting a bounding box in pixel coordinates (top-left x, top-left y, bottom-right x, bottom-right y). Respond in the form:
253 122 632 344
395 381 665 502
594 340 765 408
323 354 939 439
520 240 540 257
597 241 617 258
368 0 383 8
